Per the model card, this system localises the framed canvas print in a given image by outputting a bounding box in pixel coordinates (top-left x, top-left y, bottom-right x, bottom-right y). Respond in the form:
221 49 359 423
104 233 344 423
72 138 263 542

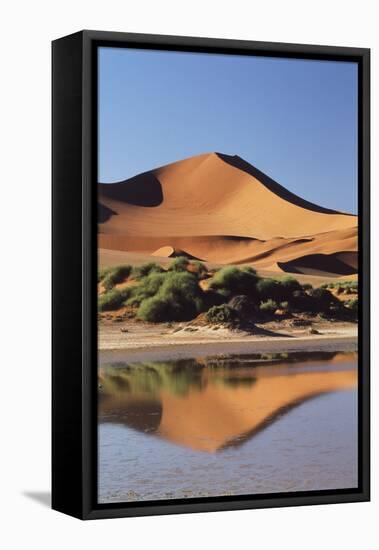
52 30 370 519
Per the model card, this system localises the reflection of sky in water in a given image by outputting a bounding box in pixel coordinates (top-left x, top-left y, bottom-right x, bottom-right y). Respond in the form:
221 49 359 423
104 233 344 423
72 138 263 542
98 353 358 503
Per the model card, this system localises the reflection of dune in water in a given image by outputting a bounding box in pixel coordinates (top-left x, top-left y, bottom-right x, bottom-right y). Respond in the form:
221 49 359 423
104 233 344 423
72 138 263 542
99 354 357 453
157 369 357 452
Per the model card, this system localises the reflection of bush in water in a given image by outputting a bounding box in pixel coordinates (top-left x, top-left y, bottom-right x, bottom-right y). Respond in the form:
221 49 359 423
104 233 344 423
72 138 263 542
99 351 355 398
203 350 347 368
99 359 261 397
100 360 205 397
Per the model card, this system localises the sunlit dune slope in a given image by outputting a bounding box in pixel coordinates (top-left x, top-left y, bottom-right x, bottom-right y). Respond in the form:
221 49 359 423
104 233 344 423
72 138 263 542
99 152 358 276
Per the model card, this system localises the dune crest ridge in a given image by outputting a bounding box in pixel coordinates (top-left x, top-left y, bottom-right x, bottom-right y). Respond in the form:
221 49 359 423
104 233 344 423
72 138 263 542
99 152 358 277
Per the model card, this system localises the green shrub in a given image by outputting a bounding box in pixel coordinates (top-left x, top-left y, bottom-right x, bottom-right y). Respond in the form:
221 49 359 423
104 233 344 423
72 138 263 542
256 278 280 301
159 271 204 314
345 297 358 313
321 280 358 294
98 266 112 283
131 262 164 280
209 266 258 298
137 296 176 322
256 276 303 302
168 256 190 272
102 264 132 291
137 271 204 322
190 260 208 279
279 276 302 294
126 272 166 306
98 287 131 311
259 299 278 314
206 304 235 325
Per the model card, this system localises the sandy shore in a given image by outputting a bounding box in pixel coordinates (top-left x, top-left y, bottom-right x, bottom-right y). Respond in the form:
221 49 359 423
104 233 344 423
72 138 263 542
99 320 357 362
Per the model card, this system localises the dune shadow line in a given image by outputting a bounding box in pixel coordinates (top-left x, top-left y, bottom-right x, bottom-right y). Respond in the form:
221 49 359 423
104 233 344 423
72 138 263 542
278 251 357 276
99 171 163 207
217 152 354 216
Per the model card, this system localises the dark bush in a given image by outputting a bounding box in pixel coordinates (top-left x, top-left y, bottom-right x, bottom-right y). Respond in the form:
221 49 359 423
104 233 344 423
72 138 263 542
256 278 281 301
259 299 278 314
206 304 235 325
288 289 314 312
308 287 340 313
228 295 256 319
279 275 302 295
256 276 303 303
203 289 227 309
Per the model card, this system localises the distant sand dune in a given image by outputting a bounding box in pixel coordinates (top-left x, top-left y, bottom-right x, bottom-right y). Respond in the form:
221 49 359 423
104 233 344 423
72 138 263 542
99 152 357 277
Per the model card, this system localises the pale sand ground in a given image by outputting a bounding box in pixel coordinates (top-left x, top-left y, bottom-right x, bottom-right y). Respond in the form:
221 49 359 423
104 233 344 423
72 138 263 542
99 320 357 362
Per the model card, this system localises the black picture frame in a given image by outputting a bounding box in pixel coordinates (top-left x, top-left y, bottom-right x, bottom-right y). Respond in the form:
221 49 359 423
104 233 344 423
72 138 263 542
52 30 370 520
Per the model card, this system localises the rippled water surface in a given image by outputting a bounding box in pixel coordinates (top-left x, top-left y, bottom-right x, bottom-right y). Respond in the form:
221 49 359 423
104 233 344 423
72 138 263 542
98 352 358 503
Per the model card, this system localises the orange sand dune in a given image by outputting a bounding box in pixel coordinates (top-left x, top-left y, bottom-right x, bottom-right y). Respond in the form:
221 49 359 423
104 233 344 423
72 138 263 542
99 152 358 276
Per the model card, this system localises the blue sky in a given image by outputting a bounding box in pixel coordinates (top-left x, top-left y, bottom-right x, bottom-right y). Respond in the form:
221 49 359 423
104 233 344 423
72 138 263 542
98 47 358 214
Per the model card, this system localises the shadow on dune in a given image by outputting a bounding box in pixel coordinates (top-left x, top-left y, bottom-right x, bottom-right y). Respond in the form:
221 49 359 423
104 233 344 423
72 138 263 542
278 251 357 276
99 171 163 207
217 153 353 216
98 202 117 223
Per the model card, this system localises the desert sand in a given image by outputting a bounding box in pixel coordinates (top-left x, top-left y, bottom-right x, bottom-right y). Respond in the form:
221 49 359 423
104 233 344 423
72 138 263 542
99 152 357 277
98 318 357 359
